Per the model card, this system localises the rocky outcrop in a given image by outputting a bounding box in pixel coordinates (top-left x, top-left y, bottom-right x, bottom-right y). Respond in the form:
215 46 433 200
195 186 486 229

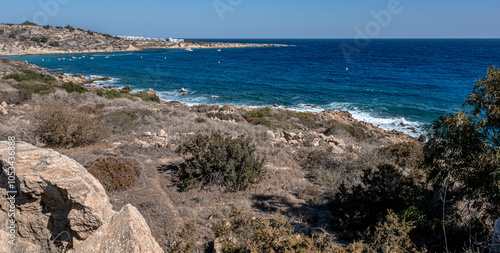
0 142 163 252
72 204 163 253
0 23 288 56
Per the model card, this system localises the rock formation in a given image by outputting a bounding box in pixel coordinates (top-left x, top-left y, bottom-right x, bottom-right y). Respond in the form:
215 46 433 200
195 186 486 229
0 142 163 252
72 204 163 253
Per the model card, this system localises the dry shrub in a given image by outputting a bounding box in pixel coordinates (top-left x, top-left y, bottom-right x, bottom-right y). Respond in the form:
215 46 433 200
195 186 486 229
324 121 369 141
176 133 264 192
34 103 108 147
368 211 421 253
304 149 364 193
86 157 140 192
376 142 424 171
163 220 206 253
99 108 153 133
211 207 368 252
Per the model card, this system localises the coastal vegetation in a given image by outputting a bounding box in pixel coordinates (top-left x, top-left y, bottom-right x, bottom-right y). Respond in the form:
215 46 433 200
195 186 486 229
0 56 499 252
176 133 264 192
86 156 141 192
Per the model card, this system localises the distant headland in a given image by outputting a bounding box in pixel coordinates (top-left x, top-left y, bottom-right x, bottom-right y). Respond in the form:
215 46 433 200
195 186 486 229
0 21 289 56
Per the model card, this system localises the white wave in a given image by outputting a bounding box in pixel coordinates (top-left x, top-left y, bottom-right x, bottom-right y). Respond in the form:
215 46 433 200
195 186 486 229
327 102 426 137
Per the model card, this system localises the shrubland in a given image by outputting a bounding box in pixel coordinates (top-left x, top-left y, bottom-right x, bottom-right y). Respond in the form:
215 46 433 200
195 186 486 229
0 58 499 252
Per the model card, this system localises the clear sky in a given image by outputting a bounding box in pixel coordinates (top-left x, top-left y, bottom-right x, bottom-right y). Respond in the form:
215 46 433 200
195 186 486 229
1 0 499 39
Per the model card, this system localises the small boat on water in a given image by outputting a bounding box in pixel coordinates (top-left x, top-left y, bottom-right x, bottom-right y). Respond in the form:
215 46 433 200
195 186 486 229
217 49 221 52
185 48 193 52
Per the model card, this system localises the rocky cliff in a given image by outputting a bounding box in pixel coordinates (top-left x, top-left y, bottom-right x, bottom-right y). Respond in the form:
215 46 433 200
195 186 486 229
0 142 163 253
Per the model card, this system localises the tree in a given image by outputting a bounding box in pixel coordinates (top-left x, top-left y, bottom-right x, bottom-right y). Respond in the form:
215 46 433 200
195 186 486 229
424 66 500 251
465 66 500 146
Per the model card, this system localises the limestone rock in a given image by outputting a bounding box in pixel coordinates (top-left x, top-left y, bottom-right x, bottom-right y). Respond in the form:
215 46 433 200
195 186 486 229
0 105 7 115
158 129 167 137
0 141 115 252
148 88 156 97
134 138 151 148
72 204 164 253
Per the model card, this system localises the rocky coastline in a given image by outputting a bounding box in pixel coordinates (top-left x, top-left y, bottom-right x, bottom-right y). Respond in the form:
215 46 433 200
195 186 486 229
0 54 426 252
0 23 289 56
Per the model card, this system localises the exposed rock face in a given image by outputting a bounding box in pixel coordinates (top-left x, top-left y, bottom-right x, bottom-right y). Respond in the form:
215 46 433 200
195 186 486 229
72 204 164 253
0 141 164 252
492 218 500 253
0 141 115 252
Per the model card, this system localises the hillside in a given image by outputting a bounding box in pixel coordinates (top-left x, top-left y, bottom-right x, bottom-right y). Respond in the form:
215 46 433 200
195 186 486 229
0 22 286 55
0 56 498 251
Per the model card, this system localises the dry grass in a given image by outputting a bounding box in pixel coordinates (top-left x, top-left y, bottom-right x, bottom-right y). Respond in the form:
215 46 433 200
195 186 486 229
34 101 108 147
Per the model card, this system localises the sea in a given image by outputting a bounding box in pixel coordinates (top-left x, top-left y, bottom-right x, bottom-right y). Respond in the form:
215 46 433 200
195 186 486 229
7 39 500 137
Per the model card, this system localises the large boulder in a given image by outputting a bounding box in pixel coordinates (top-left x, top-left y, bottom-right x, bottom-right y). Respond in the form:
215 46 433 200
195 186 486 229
72 204 164 253
0 141 115 252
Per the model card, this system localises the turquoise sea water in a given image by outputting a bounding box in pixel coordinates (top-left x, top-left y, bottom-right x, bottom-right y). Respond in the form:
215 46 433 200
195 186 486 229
7 39 500 136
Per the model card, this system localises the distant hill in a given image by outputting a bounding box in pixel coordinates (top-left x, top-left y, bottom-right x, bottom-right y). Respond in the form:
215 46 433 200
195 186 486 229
0 22 287 56
0 22 140 55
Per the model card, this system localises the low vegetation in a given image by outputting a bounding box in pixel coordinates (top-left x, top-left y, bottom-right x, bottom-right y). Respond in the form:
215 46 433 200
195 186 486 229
176 133 264 192
95 89 161 103
4 69 55 83
1 57 499 252
244 107 318 130
61 82 87 93
34 103 108 147
86 157 141 192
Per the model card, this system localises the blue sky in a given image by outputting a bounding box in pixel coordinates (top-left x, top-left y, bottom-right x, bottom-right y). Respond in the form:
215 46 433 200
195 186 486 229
1 0 499 38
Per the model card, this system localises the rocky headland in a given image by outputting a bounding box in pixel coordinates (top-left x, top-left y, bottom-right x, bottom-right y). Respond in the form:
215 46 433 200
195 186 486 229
0 23 288 56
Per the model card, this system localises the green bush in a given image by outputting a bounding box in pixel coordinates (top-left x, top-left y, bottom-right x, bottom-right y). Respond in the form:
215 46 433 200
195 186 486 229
96 89 123 99
131 92 161 103
14 83 55 102
4 69 55 84
86 157 140 192
35 103 108 147
61 82 87 93
176 133 264 192
328 164 417 240
244 107 272 119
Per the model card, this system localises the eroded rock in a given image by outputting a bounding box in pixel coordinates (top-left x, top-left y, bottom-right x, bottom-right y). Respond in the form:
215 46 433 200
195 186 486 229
72 204 164 253
0 141 115 252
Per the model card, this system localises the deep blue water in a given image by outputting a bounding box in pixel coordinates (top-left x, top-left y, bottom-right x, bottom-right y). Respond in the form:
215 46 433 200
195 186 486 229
7 39 500 136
